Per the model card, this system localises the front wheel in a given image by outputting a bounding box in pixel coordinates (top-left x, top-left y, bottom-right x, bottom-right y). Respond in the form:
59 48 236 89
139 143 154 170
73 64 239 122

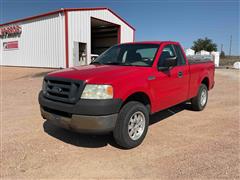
191 84 208 111
113 101 149 149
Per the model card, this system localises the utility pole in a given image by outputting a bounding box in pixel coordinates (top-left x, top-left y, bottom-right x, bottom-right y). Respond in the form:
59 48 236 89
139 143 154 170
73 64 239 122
229 35 232 56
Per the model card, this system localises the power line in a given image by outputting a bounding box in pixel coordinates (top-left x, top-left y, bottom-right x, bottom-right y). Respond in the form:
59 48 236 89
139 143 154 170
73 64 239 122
229 35 232 56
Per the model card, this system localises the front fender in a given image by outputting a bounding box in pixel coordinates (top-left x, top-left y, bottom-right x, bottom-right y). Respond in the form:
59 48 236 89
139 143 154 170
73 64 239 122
113 79 154 113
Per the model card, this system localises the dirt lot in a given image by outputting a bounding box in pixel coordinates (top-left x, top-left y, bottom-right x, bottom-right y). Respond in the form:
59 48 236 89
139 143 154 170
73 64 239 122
1 67 239 179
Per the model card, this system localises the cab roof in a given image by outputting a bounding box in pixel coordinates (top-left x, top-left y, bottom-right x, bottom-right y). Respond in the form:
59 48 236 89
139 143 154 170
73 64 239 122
123 41 180 45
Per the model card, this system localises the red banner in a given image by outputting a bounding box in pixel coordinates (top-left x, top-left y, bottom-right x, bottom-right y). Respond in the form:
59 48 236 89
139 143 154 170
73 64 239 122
3 41 19 50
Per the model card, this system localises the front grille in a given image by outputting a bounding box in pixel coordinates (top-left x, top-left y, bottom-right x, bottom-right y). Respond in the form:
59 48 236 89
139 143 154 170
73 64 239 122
43 76 84 104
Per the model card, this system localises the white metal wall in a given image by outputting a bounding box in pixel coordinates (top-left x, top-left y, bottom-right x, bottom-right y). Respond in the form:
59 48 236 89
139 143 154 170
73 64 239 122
0 13 65 68
68 10 134 67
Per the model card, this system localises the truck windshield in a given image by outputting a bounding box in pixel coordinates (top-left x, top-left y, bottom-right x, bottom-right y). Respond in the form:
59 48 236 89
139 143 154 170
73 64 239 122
91 44 160 67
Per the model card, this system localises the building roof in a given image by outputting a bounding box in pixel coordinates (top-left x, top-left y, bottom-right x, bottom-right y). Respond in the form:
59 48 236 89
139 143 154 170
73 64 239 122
0 7 135 31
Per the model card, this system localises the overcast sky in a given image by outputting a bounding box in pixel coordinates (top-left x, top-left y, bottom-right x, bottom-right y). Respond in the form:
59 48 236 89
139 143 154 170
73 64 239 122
1 0 239 55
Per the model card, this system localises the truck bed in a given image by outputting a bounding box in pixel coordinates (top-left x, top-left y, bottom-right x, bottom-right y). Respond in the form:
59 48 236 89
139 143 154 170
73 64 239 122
187 55 213 65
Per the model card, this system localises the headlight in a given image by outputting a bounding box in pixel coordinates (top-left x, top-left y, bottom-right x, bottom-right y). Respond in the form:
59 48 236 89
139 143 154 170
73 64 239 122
81 84 113 99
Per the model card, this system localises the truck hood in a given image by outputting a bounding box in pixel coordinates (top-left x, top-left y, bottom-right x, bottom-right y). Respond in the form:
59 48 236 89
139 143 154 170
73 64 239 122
47 65 150 84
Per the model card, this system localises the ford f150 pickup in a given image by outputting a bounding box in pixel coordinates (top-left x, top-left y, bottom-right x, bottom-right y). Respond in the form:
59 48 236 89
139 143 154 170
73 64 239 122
39 41 215 149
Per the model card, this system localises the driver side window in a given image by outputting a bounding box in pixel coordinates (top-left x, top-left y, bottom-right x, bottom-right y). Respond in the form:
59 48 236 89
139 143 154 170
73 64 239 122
158 45 176 67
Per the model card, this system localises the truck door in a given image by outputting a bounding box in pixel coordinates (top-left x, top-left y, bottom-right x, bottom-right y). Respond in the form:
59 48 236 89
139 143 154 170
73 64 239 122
152 44 189 111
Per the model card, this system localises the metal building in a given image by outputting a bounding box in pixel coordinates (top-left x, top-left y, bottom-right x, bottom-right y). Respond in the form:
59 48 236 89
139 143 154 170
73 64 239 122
0 8 135 68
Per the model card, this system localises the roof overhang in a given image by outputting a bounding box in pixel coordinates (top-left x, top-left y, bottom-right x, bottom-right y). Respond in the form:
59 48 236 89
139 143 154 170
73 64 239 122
0 7 135 31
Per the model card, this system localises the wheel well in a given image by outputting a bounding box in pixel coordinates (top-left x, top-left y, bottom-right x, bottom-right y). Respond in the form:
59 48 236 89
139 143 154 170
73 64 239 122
123 92 151 113
201 77 209 89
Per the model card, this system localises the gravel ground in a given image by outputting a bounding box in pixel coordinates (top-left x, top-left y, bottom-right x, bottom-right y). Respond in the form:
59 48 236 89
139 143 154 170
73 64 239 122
1 67 239 179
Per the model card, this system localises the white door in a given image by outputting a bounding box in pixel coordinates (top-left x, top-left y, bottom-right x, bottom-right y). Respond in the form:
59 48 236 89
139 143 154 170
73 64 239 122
73 41 80 66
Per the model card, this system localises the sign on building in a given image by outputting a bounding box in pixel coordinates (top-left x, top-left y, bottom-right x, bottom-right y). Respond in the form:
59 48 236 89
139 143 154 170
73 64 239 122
3 41 19 50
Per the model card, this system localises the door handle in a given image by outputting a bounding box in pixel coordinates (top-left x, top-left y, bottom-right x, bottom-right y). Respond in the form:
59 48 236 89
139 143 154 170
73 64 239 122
178 71 183 78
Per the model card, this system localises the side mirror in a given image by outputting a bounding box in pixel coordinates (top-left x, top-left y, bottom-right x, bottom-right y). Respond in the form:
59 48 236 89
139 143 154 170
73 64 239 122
158 57 177 71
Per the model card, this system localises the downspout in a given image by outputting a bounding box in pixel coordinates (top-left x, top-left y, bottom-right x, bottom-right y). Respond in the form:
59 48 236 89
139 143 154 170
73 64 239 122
63 9 69 68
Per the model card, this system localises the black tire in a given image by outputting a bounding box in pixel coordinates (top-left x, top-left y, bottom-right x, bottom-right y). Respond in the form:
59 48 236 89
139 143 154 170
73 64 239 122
191 84 208 111
113 101 149 149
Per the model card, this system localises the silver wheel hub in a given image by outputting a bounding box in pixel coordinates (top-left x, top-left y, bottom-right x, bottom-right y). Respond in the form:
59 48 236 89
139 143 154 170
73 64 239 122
128 111 145 141
200 89 207 106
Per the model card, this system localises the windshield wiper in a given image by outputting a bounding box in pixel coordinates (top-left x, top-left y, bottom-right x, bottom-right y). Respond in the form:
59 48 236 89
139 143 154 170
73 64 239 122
104 62 123 65
90 61 102 65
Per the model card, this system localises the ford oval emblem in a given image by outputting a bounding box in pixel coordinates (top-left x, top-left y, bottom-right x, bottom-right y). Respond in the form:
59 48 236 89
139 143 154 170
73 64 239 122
53 87 62 93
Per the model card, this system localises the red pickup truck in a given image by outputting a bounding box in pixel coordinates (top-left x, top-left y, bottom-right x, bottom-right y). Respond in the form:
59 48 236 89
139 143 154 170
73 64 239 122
39 41 214 149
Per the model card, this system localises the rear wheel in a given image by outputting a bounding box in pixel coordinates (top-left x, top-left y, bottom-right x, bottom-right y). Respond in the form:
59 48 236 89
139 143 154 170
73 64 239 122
191 84 208 111
113 101 149 149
